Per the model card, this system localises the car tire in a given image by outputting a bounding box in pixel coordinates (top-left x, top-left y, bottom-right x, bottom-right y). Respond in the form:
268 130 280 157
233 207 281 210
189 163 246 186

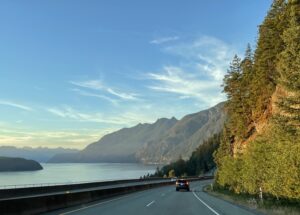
176 188 179 191
187 188 190 191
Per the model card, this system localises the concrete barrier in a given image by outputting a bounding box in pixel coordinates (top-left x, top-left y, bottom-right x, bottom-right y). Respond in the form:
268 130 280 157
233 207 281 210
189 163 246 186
0 177 212 215
0 180 174 215
0 177 168 199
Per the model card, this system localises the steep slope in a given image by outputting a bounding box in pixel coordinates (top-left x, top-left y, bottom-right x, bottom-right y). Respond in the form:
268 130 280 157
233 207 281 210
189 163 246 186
137 102 225 163
49 117 178 163
49 102 225 164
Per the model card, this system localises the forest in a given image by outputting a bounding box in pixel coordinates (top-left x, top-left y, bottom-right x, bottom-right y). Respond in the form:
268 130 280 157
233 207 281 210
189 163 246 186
214 0 300 200
156 0 299 201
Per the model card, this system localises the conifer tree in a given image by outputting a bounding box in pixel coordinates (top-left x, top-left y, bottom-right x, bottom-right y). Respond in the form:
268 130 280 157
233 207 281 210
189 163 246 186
252 0 287 119
240 44 254 137
276 0 300 133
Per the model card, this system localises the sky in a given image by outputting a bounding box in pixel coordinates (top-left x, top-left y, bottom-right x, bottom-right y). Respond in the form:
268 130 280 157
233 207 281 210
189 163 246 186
0 0 272 149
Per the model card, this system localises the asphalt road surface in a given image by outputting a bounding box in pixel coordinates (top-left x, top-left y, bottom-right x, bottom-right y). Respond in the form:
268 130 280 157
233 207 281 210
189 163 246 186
45 180 259 215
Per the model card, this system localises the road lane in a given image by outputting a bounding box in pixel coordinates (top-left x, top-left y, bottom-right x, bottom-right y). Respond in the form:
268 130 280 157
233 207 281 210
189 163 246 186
45 180 259 215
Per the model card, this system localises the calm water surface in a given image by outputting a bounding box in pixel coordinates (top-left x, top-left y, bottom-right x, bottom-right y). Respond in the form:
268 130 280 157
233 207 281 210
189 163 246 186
0 163 157 187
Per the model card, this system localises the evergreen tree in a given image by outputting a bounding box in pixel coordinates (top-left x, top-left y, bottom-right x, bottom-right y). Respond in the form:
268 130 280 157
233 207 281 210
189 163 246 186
252 0 287 120
223 55 245 138
276 0 300 133
214 0 300 200
240 44 255 137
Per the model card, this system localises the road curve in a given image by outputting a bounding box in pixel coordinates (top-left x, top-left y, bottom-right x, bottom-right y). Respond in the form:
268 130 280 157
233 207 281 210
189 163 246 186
45 180 259 215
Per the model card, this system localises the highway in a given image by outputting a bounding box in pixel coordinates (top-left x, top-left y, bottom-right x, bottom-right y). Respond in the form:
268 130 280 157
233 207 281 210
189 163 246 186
45 180 259 215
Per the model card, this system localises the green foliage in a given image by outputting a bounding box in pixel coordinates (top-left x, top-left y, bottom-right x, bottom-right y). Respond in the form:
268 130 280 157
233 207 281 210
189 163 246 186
168 169 175 178
154 133 221 177
215 0 300 201
252 0 287 119
276 0 300 133
217 126 300 199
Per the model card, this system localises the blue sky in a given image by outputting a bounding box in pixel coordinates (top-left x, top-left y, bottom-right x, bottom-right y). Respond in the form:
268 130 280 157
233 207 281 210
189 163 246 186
0 0 272 149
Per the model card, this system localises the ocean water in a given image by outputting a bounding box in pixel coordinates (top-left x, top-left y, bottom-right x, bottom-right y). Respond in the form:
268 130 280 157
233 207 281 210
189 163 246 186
0 163 157 188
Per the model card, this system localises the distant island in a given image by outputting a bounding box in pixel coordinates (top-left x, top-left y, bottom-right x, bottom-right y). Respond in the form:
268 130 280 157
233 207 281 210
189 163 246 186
0 157 43 172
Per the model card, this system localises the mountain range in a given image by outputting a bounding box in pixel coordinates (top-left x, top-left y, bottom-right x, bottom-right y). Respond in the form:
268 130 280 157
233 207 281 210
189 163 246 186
0 146 79 163
49 102 226 164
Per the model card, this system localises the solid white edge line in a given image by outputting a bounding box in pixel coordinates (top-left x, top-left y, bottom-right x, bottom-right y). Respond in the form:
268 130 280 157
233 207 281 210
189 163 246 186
192 192 220 215
146 200 155 207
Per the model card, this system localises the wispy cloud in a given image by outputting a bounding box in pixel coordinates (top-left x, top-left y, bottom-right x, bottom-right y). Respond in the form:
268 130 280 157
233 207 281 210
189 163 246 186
106 88 138 101
0 100 33 111
47 106 154 126
70 80 139 101
150 36 179 44
70 80 103 90
147 66 222 105
146 35 237 107
71 88 119 105
164 36 236 81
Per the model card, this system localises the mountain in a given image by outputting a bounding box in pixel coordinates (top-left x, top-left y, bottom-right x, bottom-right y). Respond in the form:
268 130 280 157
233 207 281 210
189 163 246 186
49 102 225 164
0 157 43 172
0 146 79 163
137 102 226 163
49 117 178 163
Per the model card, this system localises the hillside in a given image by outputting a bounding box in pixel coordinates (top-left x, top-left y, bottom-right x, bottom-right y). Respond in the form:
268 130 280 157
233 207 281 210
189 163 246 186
136 102 225 163
214 0 300 200
49 102 225 164
0 157 43 172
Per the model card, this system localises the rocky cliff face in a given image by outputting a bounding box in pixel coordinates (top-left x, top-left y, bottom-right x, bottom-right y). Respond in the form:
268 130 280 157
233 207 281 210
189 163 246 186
49 102 226 164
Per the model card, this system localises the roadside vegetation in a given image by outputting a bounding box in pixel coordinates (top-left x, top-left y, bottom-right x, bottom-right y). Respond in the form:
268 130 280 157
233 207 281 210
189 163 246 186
152 133 220 177
205 185 300 215
153 0 300 212
214 0 300 206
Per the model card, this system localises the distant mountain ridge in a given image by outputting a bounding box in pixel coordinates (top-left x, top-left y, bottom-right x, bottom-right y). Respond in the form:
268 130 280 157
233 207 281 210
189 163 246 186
49 102 225 164
0 146 79 163
137 102 225 163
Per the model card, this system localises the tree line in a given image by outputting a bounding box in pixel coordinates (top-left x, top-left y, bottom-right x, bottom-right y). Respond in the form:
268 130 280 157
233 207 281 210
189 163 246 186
153 133 220 178
214 0 300 200
152 0 299 201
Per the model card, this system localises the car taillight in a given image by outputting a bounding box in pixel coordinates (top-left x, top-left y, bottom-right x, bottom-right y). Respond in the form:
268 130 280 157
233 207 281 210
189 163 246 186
186 182 189 185
176 182 179 185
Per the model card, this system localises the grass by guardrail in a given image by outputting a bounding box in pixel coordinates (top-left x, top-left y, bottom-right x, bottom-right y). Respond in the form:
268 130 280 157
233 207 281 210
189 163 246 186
204 184 300 215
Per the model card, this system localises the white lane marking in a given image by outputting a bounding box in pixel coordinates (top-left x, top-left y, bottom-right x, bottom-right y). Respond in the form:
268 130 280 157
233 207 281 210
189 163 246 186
60 185 169 214
60 194 133 215
146 200 155 207
192 192 220 215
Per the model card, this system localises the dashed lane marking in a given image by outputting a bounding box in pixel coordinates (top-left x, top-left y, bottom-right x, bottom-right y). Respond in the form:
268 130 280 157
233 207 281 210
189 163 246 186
146 200 155 207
